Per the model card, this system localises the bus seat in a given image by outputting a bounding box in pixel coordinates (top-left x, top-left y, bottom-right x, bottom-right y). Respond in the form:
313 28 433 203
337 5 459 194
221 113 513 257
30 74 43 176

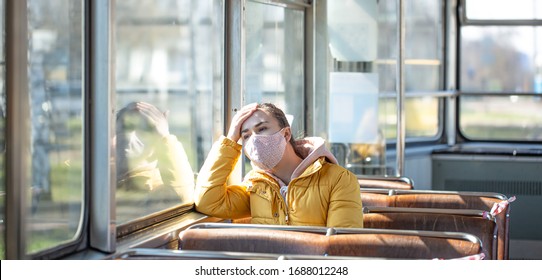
179 227 326 255
360 192 392 207
362 207 498 259
326 231 482 260
360 188 511 260
178 223 483 260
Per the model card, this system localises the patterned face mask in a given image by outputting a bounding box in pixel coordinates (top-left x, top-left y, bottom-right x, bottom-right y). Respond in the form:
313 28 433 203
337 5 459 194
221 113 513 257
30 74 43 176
121 131 145 159
243 128 286 171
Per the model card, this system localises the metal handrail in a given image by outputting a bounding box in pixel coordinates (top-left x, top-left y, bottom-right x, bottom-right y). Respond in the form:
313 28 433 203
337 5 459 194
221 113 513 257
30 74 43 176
113 248 387 260
360 188 508 200
184 222 483 245
362 206 496 223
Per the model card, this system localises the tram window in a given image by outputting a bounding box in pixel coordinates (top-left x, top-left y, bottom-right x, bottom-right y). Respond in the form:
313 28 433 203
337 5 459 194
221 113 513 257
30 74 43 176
242 1 305 174
377 0 443 140
460 96 542 141
0 0 5 260
24 0 85 255
114 0 223 225
319 0 444 175
465 0 542 20
380 97 440 140
461 26 542 93
376 0 444 93
459 0 542 142
244 1 305 139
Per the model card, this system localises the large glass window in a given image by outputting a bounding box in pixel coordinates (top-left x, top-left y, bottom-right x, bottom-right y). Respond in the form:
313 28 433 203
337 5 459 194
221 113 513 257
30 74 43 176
459 0 542 141
377 0 443 141
114 0 223 226
241 1 305 175
460 95 542 141
465 0 541 20
319 0 444 176
26 0 84 254
244 1 305 138
461 26 541 93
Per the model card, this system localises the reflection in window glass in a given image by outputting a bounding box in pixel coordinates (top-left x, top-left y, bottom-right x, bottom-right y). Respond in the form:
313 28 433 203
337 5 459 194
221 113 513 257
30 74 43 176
461 26 542 93
115 0 223 225
26 0 84 254
466 0 542 20
460 96 542 141
0 0 5 260
244 1 304 138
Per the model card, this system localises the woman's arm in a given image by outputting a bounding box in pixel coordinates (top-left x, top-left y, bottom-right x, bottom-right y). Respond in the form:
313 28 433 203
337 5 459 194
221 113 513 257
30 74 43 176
194 136 251 219
194 104 258 219
193 103 258 218
326 167 364 228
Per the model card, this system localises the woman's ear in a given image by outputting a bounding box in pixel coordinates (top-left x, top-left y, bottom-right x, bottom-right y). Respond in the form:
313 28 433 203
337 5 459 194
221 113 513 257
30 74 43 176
283 127 292 142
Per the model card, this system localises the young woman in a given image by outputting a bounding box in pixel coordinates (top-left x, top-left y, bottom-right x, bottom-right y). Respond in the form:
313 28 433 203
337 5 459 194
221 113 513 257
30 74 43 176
195 103 363 228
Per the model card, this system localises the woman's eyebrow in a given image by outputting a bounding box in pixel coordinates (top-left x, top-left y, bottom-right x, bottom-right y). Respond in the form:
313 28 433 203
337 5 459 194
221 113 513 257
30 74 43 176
241 121 268 134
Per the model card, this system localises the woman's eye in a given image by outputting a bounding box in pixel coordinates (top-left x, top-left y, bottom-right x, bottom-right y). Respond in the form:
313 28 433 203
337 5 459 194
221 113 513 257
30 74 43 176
257 127 267 133
242 134 250 140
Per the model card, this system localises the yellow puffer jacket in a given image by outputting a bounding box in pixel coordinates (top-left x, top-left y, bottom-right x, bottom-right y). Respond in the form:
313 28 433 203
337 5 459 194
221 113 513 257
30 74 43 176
195 136 363 228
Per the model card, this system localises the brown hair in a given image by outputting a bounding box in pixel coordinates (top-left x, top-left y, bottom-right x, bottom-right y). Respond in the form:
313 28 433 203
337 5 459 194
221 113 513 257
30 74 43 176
257 103 304 159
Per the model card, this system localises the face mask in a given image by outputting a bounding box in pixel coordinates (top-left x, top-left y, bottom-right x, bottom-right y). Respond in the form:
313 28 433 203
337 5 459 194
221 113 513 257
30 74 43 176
119 131 145 159
243 128 286 171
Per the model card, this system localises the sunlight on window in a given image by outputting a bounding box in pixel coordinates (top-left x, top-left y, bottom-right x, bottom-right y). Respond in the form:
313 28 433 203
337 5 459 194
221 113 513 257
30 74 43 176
466 0 542 20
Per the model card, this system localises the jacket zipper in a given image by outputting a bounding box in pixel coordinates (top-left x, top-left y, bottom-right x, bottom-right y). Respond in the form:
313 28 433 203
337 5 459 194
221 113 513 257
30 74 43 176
276 187 289 225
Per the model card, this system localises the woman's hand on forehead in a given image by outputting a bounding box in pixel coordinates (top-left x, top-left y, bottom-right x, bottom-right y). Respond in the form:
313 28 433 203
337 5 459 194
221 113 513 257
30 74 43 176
227 103 258 143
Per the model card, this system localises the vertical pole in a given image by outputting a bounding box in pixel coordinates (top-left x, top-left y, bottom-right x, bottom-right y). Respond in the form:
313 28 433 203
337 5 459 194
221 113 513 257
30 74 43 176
5 0 30 259
225 0 245 180
90 0 116 253
395 0 405 176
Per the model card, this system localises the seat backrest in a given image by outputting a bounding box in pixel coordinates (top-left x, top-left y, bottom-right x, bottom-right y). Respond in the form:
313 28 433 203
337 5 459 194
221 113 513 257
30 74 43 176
360 192 392 207
178 223 483 260
392 193 509 260
179 227 327 255
362 207 497 259
327 231 482 259
360 189 510 259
